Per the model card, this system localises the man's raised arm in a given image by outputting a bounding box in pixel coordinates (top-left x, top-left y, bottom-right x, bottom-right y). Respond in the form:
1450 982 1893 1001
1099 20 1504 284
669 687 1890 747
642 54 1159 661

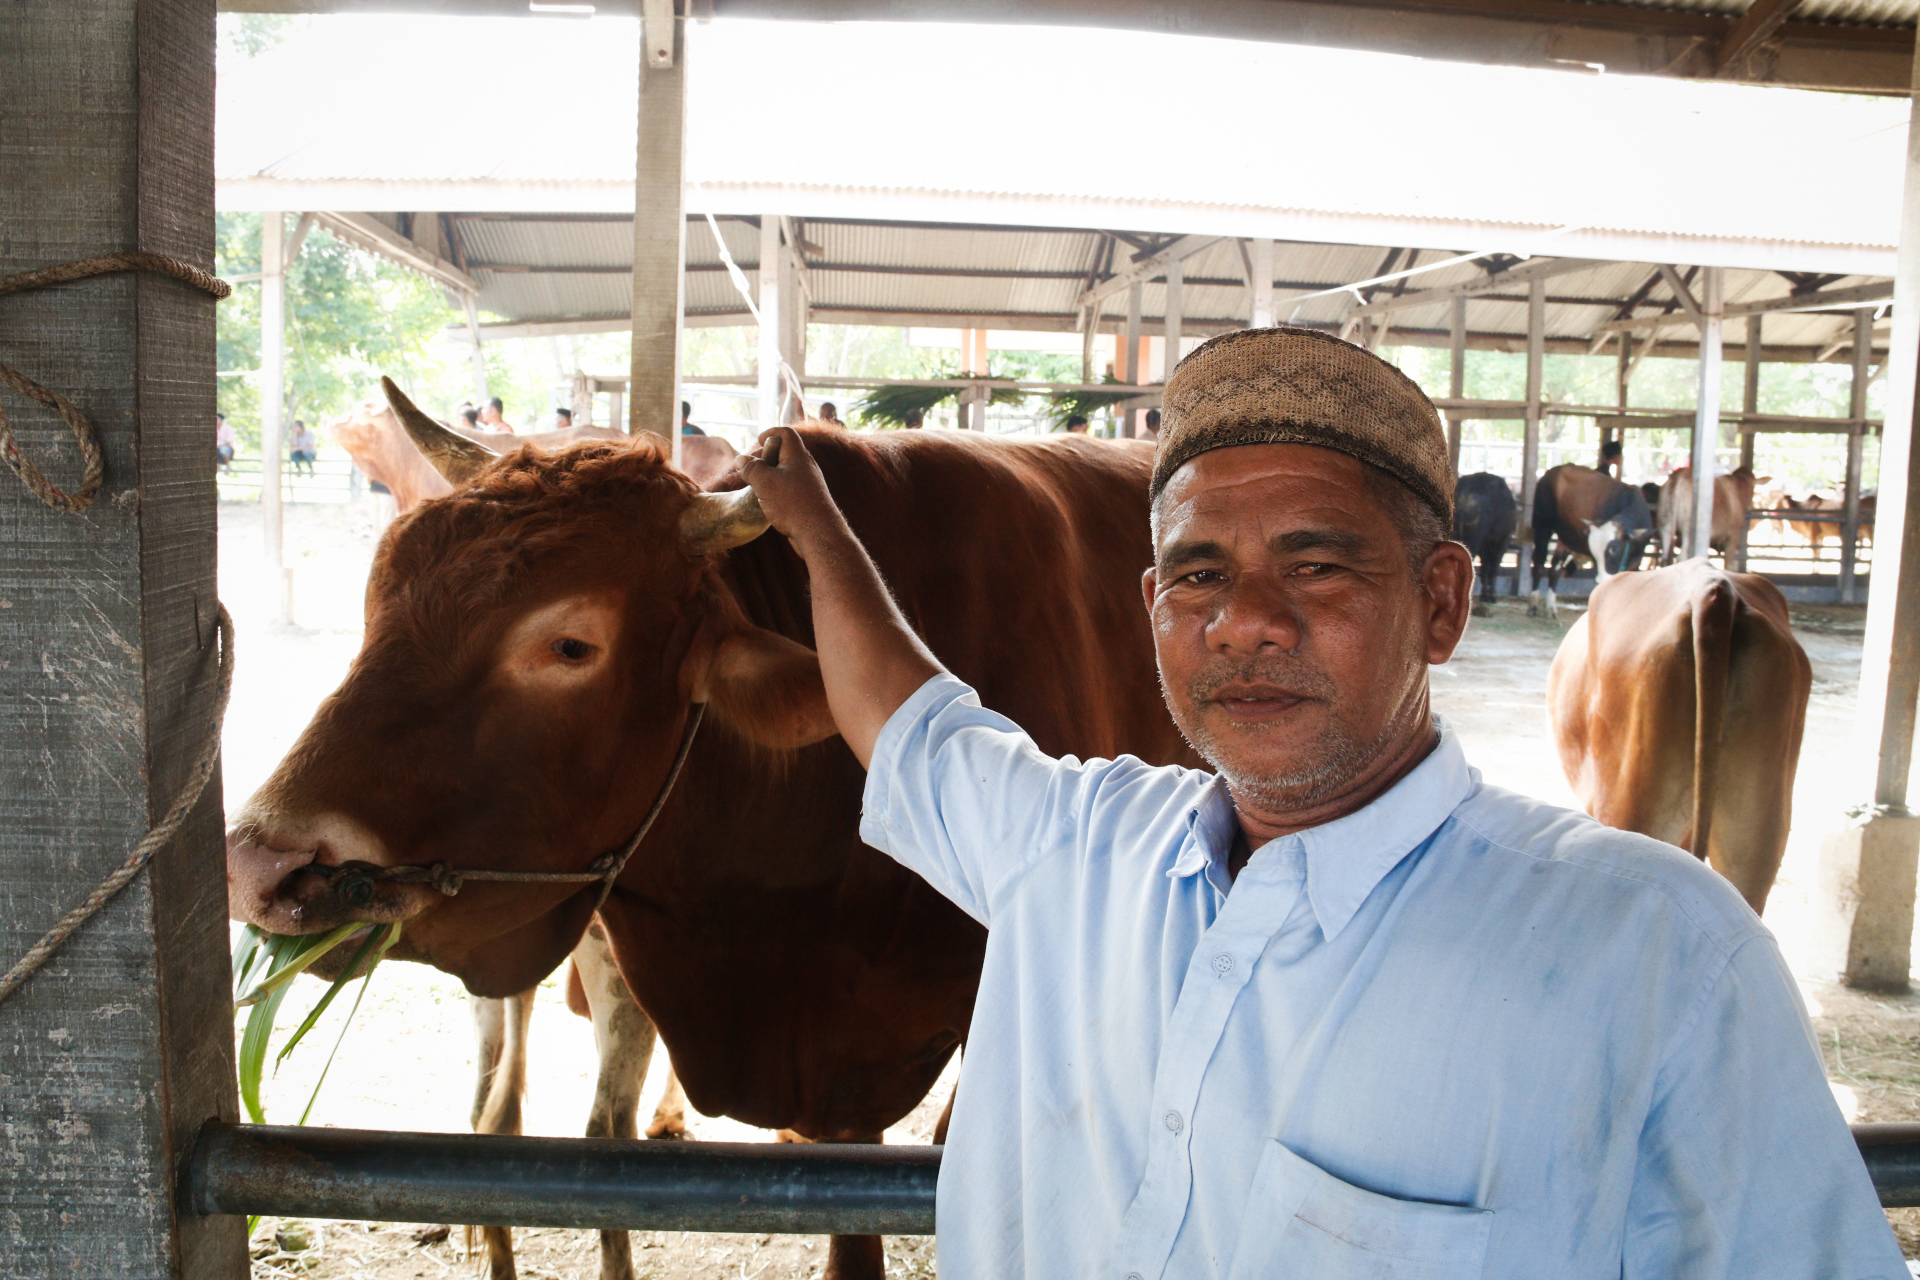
734 427 942 767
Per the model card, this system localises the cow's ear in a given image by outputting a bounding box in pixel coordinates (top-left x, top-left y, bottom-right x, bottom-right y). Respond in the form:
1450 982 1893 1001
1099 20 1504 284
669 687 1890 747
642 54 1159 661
703 625 838 749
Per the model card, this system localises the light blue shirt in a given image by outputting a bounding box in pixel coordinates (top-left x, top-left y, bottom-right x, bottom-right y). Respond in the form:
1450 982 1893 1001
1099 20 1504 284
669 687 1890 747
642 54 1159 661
860 674 1901 1280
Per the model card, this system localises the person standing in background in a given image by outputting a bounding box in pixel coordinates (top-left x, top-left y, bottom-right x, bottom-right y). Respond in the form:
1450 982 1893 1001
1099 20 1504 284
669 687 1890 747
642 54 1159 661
902 408 925 430
1064 414 1090 435
681 401 707 437
479 397 515 434
215 412 235 472
554 407 574 429
819 402 843 426
288 420 317 477
460 407 482 430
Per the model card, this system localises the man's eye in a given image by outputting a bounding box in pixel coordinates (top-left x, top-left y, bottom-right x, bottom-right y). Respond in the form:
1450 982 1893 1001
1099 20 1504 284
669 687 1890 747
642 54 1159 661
1179 569 1227 586
1293 563 1340 577
552 638 594 661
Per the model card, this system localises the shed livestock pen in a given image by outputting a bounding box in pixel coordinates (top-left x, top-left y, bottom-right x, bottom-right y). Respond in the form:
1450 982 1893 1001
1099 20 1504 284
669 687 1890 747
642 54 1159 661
14 1 1920 1276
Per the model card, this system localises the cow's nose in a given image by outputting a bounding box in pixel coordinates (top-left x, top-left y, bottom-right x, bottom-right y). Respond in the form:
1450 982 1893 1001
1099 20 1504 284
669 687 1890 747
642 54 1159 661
225 830 321 930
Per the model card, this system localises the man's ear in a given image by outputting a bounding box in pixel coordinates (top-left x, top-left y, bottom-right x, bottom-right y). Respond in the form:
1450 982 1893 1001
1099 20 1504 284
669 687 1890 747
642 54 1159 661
702 625 839 749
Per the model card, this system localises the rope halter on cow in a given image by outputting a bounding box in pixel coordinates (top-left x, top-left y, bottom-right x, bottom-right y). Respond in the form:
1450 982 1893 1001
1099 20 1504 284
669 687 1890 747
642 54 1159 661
305 702 707 913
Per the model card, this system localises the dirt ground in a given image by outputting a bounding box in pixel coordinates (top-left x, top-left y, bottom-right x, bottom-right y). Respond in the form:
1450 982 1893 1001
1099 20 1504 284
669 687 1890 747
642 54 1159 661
220 497 1920 1276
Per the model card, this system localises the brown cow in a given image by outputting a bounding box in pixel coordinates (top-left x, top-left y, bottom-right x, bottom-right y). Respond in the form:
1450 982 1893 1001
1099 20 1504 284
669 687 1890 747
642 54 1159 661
326 399 738 511
1546 558 1811 913
1653 465 1764 564
227 384 1193 1280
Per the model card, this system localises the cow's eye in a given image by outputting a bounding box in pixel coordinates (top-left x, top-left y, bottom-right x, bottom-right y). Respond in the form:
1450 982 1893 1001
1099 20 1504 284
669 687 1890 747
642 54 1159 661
552 638 594 661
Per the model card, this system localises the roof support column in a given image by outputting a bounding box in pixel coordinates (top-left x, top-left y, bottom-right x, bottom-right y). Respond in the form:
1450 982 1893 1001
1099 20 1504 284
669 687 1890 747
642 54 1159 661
629 5 686 456
1163 259 1184 381
757 215 781 434
1249 238 1274 329
1735 314 1762 571
1822 50 1920 993
1687 267 1723 562
462 292 489 404
1842 308 1873 603
0 3 244 1273
781 225 806 420
1519 277 1544 599
1446 296 1465 477
260 211 288 623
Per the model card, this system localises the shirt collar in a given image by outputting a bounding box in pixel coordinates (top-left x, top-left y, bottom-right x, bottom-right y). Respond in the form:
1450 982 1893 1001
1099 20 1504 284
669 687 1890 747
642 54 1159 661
1167 717 1477 941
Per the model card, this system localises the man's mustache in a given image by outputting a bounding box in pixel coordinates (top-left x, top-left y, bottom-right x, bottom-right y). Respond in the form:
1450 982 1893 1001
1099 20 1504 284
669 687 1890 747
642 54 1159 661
1187 656 1337 707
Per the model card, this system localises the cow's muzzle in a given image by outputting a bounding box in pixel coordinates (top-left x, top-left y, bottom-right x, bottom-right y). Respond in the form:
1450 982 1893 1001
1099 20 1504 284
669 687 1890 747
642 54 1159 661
226 821 439 935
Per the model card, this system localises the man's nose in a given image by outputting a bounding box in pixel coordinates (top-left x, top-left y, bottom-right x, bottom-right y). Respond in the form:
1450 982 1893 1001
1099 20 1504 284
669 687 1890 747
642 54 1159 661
1205 576 1300 654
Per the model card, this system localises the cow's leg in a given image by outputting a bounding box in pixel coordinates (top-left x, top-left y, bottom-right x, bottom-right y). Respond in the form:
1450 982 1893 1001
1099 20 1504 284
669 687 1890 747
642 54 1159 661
571 925 659 1280
469 987 537 1280
823 1133 888 1280
646 1067 689 1139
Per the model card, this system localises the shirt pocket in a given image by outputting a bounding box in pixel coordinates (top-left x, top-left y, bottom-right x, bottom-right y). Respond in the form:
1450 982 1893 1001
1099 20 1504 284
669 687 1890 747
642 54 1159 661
1226 1140 1492 1280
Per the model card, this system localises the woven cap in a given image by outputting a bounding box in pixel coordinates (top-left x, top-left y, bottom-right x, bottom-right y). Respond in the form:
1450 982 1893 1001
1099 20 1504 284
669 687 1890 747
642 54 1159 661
1152 326 1452 523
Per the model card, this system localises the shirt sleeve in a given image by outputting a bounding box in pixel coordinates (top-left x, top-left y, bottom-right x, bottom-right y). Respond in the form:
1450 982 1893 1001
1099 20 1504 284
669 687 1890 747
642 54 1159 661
859 672 1135 926
1623 933 1905 1279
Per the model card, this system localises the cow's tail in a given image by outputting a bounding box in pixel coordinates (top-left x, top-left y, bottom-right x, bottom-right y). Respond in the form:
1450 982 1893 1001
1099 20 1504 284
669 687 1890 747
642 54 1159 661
1689 573 1738 862
1531 471 1558 577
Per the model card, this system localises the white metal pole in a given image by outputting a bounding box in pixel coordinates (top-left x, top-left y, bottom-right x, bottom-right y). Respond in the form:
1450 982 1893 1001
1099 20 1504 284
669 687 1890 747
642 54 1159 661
1519 277 1543 598
1447 296 1466 476
1823 50 1920 992
1688 266 1723 562
757 216 781 434
463 293 489 404
1250 238 1274 329
1164 259 1184 380
1842 307 1872 603
260 211 287 624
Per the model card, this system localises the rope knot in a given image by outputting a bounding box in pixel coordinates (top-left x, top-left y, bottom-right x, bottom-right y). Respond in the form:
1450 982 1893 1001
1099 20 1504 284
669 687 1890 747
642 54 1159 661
428 863 465 896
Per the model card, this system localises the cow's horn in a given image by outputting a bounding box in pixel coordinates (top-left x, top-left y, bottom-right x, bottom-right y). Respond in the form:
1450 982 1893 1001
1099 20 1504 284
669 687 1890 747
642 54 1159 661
680 488 771 555
381 376 498 486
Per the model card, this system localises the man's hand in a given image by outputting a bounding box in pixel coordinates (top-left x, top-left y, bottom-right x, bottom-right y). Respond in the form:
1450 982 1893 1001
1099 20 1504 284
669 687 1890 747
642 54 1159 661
734 427 850 560
733 426 943 767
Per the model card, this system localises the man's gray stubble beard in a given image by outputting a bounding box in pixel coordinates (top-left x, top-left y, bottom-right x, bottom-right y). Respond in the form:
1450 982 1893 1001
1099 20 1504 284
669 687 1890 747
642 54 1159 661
1173 656 1410 811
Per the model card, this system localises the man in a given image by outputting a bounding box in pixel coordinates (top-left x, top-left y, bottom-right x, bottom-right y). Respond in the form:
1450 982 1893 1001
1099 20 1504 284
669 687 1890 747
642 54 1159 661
460 407 482 429
1064 413 1090 435
681 400 706 437
901 407 925 430
1598 437 1624 478
738 327 1897 1280
819 401 843 426
1143 406 1162 441
478 396 515 434
554 406 574 428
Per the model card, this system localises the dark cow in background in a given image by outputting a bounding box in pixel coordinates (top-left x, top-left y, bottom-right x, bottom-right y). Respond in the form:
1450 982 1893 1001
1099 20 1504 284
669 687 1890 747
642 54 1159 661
1546 558 1811 913
1451 471 1517 614
227 384 1195 1280
1529 463 1655 619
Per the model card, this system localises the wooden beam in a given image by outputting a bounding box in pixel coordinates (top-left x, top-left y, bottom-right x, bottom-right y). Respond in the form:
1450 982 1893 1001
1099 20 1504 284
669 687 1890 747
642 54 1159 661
1077 234 1218 312
1346 257 1607 318
261 213 288 623
757 214 781 432
313 211 476 295
1657 263 1706 329
1600 279 1895 334
1164 258 1184 380
1843 306 1872 602
1521 277 1544 597
1249 237 1274 328
1 3 245 1274
1715 0 1803 76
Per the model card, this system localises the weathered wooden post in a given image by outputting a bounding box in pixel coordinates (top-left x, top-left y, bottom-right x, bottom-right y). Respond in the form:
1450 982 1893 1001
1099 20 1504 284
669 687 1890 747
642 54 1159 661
630 0 686 455
1249 238 1274 329
1447 296 1466 477
1842 306 1873 604
1822 49 1920 992
0 1 244 1275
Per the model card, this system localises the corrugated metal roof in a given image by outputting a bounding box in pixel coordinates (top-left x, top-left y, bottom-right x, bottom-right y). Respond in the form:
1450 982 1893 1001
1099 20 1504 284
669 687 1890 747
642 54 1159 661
218 17 1900 353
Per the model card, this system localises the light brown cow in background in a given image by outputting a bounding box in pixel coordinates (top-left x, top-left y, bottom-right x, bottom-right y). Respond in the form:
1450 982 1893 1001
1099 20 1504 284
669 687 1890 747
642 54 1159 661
1547 558 1811 913
1653 465 1764 564
326 400 739 512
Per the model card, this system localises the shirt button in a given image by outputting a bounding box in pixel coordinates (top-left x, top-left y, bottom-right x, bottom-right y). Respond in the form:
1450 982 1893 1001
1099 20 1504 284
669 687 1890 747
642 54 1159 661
1126 1273 1144 1280
1211 953 1234 974
1163 1110 1183 1134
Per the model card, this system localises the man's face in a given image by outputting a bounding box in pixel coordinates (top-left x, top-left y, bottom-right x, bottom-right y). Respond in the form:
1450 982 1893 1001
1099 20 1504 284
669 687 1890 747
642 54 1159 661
1143 443 1469 814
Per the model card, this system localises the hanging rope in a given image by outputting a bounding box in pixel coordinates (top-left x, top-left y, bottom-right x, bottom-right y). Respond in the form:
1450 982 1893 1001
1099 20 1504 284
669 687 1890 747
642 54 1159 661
0 252 235 1006
0 253 231 513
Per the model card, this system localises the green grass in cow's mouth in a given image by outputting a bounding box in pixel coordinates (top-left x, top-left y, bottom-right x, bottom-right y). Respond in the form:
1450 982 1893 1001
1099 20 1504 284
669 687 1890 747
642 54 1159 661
232 921 403 1125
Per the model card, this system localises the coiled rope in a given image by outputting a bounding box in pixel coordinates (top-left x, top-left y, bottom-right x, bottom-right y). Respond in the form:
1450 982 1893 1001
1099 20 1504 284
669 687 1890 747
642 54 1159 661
0 252 234 1005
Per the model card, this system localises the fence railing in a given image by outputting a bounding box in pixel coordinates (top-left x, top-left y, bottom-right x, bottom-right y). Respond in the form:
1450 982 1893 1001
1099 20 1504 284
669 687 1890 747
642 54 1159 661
215 455 360 504
186 1120 1920 1234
